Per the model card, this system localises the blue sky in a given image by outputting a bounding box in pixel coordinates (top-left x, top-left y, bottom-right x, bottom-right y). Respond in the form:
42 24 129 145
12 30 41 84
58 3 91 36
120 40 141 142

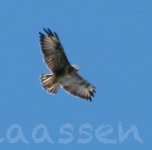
0 0 152 149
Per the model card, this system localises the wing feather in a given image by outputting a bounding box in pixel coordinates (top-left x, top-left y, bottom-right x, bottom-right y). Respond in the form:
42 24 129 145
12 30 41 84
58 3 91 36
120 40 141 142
62 74 96 101
39 28 70 74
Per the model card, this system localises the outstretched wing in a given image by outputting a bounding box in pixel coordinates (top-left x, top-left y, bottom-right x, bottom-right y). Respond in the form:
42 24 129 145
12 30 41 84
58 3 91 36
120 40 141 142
62 73 96 101
39 28 70 74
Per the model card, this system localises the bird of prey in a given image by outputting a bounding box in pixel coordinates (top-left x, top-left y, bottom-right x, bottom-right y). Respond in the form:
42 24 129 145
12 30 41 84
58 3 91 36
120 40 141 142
39 28 96 101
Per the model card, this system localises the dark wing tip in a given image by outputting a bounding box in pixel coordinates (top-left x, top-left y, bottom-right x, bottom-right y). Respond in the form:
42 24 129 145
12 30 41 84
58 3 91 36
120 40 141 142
54 32 60 40
43 28 54 36
39 28 59 40
89 97 92 102
39 32 45 37
88 86 96 101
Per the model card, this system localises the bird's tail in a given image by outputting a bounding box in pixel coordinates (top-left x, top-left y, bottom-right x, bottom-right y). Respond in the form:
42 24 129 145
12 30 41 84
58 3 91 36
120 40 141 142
40 74 60 94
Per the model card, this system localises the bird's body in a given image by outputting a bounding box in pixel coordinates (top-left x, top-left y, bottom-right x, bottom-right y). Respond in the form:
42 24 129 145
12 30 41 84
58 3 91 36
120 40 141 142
39 28 96 101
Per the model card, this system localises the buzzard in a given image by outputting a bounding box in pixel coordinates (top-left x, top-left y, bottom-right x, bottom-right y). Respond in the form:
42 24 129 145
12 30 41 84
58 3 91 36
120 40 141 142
39 28 96 101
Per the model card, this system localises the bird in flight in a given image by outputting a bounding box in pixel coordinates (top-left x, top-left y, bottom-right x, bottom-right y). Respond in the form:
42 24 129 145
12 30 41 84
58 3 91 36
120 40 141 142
39 28 96 101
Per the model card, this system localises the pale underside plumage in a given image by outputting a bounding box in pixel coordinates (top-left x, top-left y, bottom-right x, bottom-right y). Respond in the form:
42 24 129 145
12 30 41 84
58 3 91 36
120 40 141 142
39 28 96 101
61 73 96 100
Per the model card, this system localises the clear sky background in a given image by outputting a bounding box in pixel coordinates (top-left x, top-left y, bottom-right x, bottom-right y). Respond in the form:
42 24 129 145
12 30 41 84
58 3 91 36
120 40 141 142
0 0 152 149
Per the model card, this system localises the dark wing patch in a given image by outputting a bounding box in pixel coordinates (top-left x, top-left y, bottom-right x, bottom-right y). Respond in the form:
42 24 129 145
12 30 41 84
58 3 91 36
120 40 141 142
39 28 71 74
62 73 96 101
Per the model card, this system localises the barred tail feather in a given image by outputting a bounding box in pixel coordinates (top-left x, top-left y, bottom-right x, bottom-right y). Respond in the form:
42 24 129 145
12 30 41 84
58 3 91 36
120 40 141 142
40 74 59 94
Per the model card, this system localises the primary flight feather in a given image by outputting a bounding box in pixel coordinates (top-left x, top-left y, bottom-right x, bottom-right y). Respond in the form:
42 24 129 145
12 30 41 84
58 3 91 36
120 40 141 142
39 28 96 101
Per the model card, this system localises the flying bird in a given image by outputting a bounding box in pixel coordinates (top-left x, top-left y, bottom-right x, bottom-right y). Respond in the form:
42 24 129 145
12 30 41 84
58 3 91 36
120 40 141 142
39 28 96 101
